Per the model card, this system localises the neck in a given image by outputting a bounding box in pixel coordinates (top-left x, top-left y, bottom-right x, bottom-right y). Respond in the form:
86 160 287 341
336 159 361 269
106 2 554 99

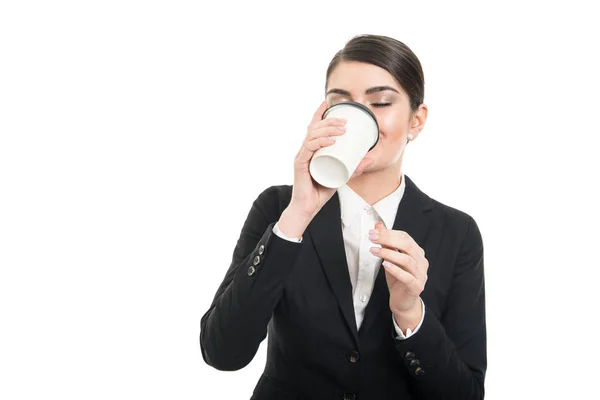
347 158 404 206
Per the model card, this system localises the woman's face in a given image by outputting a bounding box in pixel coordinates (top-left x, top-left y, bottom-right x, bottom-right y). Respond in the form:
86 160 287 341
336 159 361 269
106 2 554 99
325 61 427 170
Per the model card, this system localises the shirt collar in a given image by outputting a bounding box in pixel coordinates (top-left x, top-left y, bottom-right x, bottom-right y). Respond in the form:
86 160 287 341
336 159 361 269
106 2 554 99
337 173 406 229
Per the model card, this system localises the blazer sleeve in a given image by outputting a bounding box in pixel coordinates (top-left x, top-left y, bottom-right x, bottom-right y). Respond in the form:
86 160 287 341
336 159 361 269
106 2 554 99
393 215 486 400
199 186 303 371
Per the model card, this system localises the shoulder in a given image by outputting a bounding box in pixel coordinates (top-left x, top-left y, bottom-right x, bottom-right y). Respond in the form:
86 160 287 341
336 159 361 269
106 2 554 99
251 184 294 221
407 175 483 248
432 197 483 249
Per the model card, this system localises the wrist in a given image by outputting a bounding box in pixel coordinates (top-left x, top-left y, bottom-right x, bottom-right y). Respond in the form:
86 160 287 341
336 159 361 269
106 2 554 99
393 299 423 333
277 205 312 239
287 200 318 221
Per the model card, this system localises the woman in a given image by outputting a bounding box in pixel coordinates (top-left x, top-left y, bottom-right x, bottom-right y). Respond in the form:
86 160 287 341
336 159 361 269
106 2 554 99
200 34 486 400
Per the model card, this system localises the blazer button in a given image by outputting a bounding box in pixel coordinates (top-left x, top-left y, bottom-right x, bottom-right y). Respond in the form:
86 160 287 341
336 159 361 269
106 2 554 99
347 350 360 363
404 351 416 361
343 393 356 400
247 266 256 276
415 367 426 376
258 245 265 255
253 255 261 265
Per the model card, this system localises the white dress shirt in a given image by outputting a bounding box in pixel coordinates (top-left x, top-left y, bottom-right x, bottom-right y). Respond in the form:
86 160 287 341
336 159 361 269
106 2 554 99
273 173 425 340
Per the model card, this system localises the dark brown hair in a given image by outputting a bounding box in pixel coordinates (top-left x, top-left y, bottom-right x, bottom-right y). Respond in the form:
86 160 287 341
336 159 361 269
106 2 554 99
325 34 425 112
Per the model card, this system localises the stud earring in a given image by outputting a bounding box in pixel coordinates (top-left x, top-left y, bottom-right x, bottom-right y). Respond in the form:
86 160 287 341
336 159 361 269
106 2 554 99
407 133 414 141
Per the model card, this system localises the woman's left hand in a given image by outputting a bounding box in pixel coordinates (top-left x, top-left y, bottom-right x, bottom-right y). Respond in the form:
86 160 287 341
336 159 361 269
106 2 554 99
369 221 429 328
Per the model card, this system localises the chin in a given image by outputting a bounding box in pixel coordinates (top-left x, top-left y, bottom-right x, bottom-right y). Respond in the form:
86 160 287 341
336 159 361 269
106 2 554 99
364 160 377 171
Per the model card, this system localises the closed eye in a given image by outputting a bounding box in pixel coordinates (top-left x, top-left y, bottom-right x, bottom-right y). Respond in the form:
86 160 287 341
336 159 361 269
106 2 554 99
372 103 391 108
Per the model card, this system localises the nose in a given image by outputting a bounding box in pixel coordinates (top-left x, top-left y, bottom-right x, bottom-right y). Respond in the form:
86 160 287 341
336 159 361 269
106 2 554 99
354 98 368 107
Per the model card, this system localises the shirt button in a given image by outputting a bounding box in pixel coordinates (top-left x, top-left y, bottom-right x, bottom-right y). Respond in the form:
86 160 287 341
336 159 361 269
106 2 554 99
343 393 356 400
360 294 368 303
258 245 265 255
253 255 261 265
247 266 256 276
404 351 416 361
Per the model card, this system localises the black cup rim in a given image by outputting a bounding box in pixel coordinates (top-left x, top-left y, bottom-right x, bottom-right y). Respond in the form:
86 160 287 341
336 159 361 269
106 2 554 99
321 101 380 151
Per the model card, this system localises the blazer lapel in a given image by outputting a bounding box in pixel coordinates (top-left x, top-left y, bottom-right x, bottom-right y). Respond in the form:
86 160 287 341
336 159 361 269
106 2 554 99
359 175 435 336
307 191 360 346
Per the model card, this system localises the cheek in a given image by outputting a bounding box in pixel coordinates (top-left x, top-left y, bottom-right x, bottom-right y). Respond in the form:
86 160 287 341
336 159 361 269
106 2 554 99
369 110 409 159
376 113 405 140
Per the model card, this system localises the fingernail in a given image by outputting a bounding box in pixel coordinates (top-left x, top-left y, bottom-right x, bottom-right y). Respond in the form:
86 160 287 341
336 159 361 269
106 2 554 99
368 229 379 240
382 261 393 269
369 246 380 254
337 126 346 131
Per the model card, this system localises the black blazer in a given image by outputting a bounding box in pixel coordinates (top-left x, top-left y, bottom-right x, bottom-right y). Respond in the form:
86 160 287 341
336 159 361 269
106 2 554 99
200 175 486 400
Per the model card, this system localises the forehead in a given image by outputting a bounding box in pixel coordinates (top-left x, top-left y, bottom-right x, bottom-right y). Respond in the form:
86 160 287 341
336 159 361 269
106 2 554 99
327 61 401 93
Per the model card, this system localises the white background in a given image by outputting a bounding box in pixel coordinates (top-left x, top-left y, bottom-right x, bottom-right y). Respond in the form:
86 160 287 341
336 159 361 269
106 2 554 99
1 1 599 398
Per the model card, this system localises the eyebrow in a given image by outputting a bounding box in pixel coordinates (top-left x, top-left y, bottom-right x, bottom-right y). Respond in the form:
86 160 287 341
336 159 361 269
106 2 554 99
326 85 400 96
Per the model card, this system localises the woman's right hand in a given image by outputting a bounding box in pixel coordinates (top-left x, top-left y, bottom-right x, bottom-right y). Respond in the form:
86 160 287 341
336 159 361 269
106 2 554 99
288 100 374 220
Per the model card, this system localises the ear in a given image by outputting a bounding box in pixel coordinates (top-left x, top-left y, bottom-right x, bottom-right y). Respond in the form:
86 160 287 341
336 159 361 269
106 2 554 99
410 104 428 140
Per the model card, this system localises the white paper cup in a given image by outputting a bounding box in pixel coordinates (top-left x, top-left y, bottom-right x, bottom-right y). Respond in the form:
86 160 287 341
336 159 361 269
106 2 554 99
309 101 379 189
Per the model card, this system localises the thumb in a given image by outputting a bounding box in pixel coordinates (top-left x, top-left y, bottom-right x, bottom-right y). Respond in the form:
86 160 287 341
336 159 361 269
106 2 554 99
310 100 330 125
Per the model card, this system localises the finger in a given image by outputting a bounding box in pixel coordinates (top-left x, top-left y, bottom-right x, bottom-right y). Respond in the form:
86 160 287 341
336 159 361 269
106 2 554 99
310 116 347 131
376 229 429 274
307 123 347 141
373 221 394 251
296 136 336 164
371 227 424 261
310 100 330 126
371 247 421 279
382 261 423 295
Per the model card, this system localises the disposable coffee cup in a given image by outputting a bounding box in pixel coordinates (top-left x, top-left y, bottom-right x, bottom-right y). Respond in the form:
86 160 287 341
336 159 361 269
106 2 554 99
309 101 379 189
